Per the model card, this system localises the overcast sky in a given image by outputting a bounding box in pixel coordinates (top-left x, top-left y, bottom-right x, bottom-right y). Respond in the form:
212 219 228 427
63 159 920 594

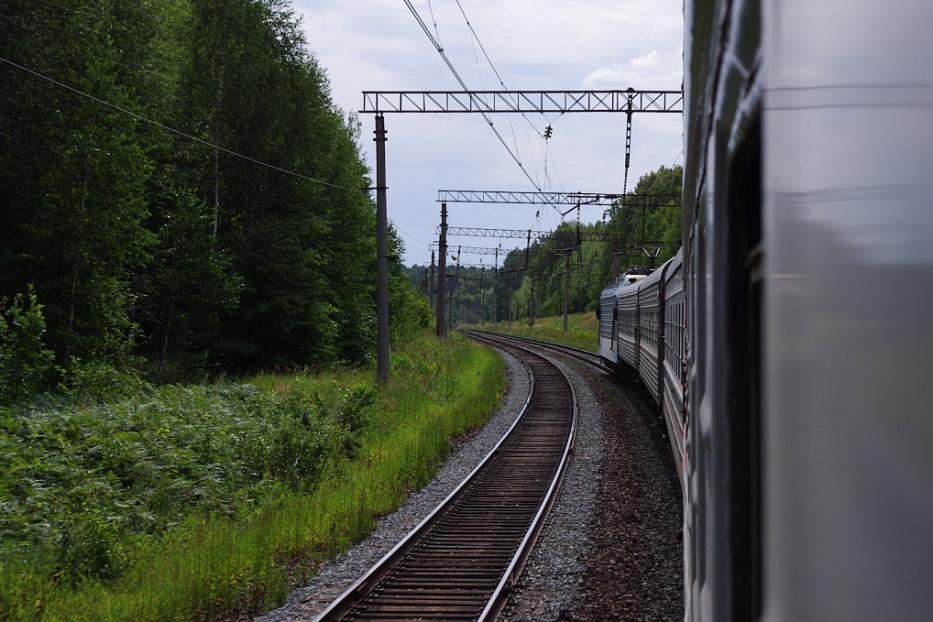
292 0 683 265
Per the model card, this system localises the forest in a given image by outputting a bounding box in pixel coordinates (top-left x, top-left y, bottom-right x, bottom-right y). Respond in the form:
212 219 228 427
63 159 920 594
0 2 469 620
0 0 430 403
406 165 683 327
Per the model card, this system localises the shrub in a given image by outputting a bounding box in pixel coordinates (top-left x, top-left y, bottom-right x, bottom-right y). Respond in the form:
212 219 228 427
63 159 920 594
0 287 56 404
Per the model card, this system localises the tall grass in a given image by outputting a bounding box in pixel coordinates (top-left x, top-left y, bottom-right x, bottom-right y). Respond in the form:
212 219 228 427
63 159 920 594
469 311 599 352
0 332 503 621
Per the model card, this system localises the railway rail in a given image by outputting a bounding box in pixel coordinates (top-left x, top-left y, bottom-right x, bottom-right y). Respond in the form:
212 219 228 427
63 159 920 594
317 334 576 621
464 330 605 372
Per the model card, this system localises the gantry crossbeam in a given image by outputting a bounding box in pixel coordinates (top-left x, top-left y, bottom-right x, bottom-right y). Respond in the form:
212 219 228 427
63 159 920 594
362 90 683 114
429 242 506 257
438 189 680 209
439 189 619 206
441 226 631 243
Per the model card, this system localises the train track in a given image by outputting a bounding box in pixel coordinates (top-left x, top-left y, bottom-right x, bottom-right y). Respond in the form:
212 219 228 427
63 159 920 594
317 333 576 621
464 330 605 372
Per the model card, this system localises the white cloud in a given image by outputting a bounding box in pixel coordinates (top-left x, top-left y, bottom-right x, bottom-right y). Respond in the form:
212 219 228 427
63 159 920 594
631 50 660 68
582 50 681 89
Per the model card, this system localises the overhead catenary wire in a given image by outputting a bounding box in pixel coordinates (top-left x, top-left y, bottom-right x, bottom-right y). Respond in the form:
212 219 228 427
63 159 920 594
452 0 561 194
425 0 443 45
400 0 544 194
0 55 359 194
452 0 568 204
452 0 551 132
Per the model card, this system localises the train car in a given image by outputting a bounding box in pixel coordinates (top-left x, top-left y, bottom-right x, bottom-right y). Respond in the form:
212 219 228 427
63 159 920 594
634 263 665 404
682 0 933 620
597 280 622 365
661 252 686 477
615 275 640 370
598 272 647 367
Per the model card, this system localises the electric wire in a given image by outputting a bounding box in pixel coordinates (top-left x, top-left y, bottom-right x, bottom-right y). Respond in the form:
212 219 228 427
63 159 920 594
400 0 544 193
453 0 551 133
425 0 443 48
452 0 571 217
0 55 359 194
464 17 537 187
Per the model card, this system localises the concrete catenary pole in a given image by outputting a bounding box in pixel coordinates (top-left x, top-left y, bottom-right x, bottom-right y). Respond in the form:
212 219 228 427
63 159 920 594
436 202 448 337
374 114 389 382
480 265 485 325
493 246 499 323
448 245 460 330
563 253 570 332
429 250 435 310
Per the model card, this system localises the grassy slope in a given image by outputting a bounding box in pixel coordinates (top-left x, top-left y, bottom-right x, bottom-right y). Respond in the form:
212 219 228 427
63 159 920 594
0 332 504 621
467 312 599 352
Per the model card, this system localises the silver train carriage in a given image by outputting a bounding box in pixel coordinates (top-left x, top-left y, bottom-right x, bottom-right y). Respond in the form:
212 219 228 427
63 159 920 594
680 0 933 620
597 251 689 479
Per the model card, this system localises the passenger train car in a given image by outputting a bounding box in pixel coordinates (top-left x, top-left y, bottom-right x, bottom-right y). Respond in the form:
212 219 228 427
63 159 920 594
601 1 933 620
597 253 687 477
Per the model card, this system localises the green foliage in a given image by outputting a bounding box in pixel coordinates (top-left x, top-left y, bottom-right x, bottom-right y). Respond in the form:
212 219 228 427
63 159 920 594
0 288 56 404
472 311 600 352
0 331 504 621
1 0 431 386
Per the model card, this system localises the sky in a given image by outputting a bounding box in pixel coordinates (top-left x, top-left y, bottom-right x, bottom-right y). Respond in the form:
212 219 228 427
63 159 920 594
291 0 684 265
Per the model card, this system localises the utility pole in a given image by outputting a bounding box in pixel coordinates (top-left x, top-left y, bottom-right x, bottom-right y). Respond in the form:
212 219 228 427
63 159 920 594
436 202 447 338
493 246 499 324
374 114 389 382
429 251 435 310
480 265 485 326
450 246 460 329
563 253 570 333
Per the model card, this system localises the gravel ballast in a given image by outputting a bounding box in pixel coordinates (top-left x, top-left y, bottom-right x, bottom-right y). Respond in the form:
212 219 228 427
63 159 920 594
500 346 683 621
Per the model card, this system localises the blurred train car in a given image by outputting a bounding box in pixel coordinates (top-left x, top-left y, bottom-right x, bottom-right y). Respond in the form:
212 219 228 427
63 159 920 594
679 0 933 620
597 1 933 620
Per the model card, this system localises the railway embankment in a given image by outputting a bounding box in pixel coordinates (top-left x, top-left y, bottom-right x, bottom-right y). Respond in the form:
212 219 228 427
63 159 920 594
0 332 504 622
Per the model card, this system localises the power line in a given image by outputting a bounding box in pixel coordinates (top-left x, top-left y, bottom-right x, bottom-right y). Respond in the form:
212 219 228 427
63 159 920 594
453 0 550 133
400 0 544 193
0 55 359 193
425 0 443 47
452 0 563 196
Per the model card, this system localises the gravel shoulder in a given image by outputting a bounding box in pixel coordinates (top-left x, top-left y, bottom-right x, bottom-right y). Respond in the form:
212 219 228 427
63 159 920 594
501 347 683 622
256 350 532 622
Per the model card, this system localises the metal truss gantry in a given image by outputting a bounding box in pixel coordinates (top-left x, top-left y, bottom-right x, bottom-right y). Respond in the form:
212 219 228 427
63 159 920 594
440 226 633 244
428 242 506 257
363 87 682 380
362 90 683 114
438 189 681 216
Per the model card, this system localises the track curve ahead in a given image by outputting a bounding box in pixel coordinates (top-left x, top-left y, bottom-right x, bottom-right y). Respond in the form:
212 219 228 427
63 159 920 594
317 333 576 621
465 330 605 372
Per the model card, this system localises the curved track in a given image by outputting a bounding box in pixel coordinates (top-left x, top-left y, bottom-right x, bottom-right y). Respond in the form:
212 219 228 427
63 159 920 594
317 334 576 621
465 330 605 372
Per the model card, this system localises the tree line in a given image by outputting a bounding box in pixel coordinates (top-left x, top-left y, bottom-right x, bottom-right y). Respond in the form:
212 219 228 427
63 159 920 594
406 165 683 326
0 0 429 394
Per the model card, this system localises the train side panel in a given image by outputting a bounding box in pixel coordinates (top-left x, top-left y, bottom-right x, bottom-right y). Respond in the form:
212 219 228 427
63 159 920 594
662 252 686 479
616 285 639 369
598 288 618 364
636 267 664 404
